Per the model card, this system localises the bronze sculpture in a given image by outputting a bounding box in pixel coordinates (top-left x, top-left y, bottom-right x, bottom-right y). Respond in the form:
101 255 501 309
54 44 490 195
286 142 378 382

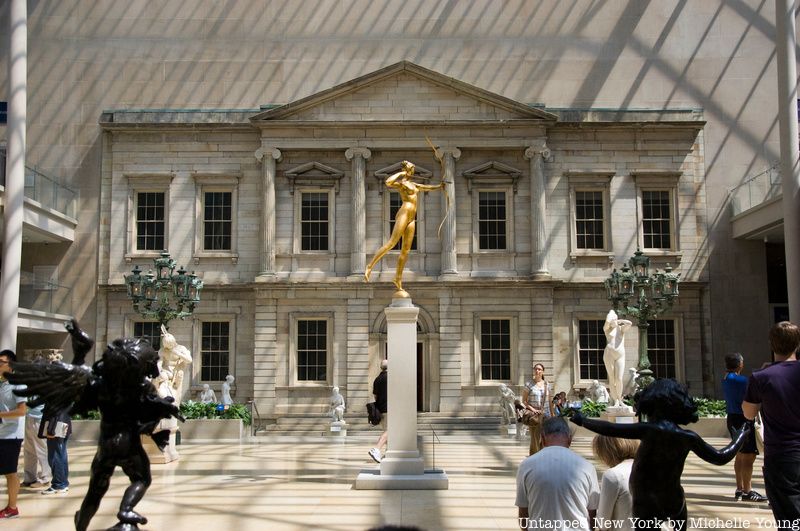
364 160 445 294
6 320 183 531
570 379 749 530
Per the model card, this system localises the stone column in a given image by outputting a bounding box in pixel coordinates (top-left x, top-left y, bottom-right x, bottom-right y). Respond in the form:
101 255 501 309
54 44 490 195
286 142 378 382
436 147 461 275
255 146 281 279
776 0 800 321
345 147 371 276
525 142 551 279
0 0 27 350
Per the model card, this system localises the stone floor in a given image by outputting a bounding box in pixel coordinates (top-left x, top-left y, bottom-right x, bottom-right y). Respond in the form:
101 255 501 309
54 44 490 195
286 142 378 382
1 434 775 530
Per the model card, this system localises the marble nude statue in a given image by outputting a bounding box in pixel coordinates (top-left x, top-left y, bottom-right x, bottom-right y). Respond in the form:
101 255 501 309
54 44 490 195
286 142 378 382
222 374 235 406
498 383 517 425
152 326 192 462
198 384 216 404
329 386 345 423
603 309 633 407
588 380 610 404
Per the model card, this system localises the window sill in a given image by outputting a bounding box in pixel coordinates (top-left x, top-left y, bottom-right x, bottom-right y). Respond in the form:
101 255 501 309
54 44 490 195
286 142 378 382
569 251 614 264
125 251 165 263
192 252 239 264
641 250 683 262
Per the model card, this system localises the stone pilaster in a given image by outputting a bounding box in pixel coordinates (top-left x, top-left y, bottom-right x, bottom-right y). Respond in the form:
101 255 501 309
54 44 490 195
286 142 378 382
345 147 371 276
436 147 461 275
525 142 551 279
255 146 281 279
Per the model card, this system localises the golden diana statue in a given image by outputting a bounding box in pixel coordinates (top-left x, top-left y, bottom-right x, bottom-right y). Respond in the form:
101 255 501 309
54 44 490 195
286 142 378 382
364 160 445 294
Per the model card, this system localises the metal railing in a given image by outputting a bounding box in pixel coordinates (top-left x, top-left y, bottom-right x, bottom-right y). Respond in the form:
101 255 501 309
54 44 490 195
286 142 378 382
17 270 73 316
0 159 78 219
729 164 782 216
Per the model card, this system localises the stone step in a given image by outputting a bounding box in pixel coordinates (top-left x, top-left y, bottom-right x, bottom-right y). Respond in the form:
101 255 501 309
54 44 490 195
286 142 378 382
257 413 504 435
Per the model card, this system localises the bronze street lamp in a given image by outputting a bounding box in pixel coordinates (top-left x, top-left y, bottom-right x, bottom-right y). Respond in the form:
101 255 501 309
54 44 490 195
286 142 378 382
604 249 680 388
125 250 203 328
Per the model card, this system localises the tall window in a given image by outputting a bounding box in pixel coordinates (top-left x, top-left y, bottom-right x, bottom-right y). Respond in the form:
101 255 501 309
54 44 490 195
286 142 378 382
389 192 417 250
647 319 676 379
642 190 672 249
300 192 329 251
480 319 511 380
578 320 608 380
203 191 232 251
478 191 507 250
575 191 605 250
133 321 161 351
201 321 230 382
135 192 165 251
297 319 327 381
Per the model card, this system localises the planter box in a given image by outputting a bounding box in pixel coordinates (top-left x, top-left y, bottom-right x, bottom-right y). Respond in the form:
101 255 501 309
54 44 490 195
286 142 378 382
571 416 730 439
69 418 244 443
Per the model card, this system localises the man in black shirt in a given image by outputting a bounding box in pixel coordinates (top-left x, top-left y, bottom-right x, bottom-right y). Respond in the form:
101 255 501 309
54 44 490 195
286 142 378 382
368 359 388 463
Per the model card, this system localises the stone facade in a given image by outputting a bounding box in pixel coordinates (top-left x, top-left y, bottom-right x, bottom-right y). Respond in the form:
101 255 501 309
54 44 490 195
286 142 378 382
99 63 708 417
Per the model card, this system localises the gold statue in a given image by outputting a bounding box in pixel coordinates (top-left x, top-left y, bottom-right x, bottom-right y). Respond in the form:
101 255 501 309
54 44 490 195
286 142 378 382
364 160 445 294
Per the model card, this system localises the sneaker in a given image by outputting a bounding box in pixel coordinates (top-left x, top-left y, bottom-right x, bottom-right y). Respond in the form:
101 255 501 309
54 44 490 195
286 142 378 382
0 506 19 519
734 489 744 501
742 490 768 502
41 486 69 495
368 447 382 463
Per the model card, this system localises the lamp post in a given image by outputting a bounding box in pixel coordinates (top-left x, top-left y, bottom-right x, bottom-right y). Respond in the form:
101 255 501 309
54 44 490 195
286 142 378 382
125 250 204 328
604 249 680 388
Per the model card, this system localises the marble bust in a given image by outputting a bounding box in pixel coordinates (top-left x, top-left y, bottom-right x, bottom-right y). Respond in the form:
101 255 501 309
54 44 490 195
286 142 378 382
221 374 235 406
329 386 345 423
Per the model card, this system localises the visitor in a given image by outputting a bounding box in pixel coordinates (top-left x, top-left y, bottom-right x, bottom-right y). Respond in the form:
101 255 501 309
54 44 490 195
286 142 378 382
515 416 599 531
40 403 72 494
0 350 27 519
592 435 639 531
368 359 388 463
722 352 767 501
743 321 800 528
521 363 554 455
22 400 51 489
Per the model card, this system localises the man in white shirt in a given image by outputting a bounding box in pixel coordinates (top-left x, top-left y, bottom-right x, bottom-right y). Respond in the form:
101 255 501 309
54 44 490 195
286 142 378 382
0 350 27 519
515 416 599 531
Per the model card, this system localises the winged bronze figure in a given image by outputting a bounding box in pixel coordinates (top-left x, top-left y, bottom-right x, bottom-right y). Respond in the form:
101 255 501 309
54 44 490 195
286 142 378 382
6 319 184 531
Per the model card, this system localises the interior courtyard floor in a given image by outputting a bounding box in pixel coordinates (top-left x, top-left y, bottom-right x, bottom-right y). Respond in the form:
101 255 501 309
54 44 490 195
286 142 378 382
1 434 775 531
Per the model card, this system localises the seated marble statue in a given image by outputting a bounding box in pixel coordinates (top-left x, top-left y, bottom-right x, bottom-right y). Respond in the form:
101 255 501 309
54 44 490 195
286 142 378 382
221 374 235 406
198 384 216 404
498 383 517 425
329 386 345 423
570 378 749 530
589 379 610 404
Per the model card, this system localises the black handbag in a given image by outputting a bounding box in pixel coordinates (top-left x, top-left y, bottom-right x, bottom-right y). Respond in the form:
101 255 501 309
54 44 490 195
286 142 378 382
366 402 382 426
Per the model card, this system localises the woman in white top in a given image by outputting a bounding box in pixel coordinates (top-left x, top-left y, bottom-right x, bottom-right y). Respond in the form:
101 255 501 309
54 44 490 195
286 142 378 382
521 363 555 455
592 435 640 531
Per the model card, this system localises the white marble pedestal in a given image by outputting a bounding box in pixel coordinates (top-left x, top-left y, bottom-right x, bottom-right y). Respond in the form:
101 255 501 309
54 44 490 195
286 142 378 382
329 421 347 437
601 405 637 424
355 294 448 490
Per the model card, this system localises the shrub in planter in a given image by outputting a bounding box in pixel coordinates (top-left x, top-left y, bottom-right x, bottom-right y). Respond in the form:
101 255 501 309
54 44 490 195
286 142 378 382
179 400 252 426
693 397 727 418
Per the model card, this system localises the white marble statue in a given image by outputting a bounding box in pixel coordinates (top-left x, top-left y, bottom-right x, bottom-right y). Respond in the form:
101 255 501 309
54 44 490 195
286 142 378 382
221 374 235 406
603 309 633 407
623 367 640 397
498 383 517 425
329 386 346 423
151 325 192 462
198 383 217 404
588 379 610 404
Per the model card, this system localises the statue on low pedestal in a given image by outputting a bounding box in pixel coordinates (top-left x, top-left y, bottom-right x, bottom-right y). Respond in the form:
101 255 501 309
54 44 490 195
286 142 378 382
603 309 633 407
498 383 517 425
152 326 192 462
221 374 235 406
588 380 610 404
329 386 346 423
198 384 216 404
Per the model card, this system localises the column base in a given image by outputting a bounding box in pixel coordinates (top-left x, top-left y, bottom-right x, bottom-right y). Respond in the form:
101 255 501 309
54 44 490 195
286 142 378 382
531 272 551 280
255 273 278 283
354 468 449 490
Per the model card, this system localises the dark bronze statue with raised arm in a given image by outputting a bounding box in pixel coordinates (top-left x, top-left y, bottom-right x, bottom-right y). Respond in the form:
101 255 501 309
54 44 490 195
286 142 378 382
570 379 749 530
5 319 183 531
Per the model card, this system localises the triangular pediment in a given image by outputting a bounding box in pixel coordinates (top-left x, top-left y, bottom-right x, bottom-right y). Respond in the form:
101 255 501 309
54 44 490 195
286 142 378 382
284 162 344 194
374 162 433 179
462 161 523 192
251 61 556 122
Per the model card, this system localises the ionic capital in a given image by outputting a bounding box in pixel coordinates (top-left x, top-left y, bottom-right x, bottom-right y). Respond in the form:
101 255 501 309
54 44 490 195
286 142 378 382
345 147 372 161
255 147 282 163
434 147 462 160
524 141 551 161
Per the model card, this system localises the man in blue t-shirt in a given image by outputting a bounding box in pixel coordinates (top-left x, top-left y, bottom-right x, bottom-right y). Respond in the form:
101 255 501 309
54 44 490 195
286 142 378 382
0 350 27 520
722 353 766 502
743 321 800 529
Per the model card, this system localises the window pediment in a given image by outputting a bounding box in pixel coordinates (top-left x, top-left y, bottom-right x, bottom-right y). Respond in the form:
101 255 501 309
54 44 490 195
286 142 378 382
461 161 522 193
284 162 344 194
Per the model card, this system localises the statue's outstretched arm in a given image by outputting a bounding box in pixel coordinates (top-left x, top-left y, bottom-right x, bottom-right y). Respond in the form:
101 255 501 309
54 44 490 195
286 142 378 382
689 423 749 465
66 318 95 366
571 412 648 439
416 181 445 191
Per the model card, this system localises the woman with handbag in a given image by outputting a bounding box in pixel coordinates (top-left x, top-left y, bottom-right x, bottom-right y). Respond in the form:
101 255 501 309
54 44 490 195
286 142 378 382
521 363 554 455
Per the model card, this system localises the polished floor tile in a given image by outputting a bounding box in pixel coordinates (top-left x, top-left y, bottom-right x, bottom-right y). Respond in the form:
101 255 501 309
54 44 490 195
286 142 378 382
0 435 775 530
